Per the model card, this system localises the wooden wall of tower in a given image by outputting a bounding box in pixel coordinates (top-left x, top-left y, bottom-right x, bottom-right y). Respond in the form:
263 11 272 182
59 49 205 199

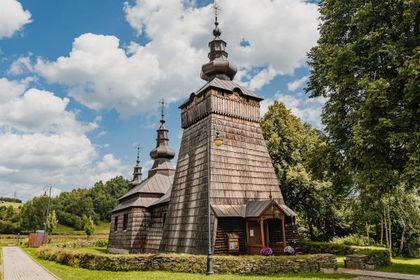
159 88 285 254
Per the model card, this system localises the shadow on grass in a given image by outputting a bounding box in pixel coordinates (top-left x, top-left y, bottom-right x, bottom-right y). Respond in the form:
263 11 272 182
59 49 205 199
379 262 420 275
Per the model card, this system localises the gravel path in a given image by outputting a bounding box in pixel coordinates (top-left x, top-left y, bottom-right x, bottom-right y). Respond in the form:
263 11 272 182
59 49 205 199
2 246 58 280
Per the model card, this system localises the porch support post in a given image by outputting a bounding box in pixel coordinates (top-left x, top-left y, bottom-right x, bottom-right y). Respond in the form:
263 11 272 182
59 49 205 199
260 218 265 247
282 218 286 246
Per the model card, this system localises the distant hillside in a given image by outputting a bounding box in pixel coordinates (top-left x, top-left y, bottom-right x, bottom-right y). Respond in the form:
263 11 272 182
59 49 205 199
0 197 22 203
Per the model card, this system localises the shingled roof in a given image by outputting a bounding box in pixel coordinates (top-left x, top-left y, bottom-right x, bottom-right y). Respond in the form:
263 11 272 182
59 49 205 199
211 200 296 218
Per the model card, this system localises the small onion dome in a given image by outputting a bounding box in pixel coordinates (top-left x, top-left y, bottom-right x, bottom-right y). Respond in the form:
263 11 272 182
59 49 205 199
150 144 175 160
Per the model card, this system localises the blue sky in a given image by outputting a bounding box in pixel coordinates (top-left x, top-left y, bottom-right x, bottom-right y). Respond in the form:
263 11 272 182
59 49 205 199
0 0 323 200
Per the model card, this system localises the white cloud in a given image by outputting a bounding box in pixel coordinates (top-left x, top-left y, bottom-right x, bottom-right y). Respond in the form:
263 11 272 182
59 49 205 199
287 76 308 91
0 78 130 200
8 56 33 75
34 0 318 116
0 0 32 38
261 92 327 129
246 67 278 91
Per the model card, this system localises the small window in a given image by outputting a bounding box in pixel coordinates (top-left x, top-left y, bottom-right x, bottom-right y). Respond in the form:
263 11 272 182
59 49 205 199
162 212 167 226
114 216 118 232
123 213 128 231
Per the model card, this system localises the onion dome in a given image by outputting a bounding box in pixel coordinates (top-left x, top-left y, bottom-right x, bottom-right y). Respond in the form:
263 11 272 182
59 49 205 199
149 108 175 160
201 15 237 81
148 100 176 177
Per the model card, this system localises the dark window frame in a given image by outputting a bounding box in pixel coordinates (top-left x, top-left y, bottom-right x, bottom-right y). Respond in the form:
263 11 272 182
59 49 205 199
114 216 119 232
123 213 128 231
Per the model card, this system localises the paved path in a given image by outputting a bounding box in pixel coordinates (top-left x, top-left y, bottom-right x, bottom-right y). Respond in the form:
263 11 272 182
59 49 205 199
339 268 420 280
2 246 58 280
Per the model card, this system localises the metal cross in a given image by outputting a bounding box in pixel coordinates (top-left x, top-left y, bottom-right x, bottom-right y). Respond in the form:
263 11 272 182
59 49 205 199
159 98 166 120
136 144 141 165
213 1 221 23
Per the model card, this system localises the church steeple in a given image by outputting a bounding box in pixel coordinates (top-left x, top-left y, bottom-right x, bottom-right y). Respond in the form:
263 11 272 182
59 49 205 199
200 4 237 81
149 99 175 177
131 145 142 186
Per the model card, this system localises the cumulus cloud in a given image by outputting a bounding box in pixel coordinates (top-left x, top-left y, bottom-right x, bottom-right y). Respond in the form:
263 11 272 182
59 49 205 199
0 0 32 38
0 78 130 200
287 76 308 91
261 92 327 129
34 0 318 116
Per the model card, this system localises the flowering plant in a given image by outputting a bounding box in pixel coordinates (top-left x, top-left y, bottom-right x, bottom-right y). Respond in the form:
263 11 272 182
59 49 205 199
260 246 273 256
284 245 295 255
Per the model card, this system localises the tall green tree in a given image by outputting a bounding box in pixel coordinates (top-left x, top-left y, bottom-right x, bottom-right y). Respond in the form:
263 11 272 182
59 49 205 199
307 0 419 194
261 101 351 240
306 0 419 253
82 215 95 240
46 210 58 234
20 196 49 231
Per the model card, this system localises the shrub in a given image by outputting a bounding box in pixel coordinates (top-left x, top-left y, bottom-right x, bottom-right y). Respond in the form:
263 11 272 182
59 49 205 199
36 246 337 275
332 234 373 246
302 241 391 267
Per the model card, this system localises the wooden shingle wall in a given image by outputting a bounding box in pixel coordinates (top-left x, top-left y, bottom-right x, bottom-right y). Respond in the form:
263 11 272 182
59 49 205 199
108 208 151 253
159 88 284 254
144 204 168 253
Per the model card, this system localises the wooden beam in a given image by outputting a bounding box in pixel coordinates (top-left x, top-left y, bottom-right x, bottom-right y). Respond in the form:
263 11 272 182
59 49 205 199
282 218 286 247
260 218 265 247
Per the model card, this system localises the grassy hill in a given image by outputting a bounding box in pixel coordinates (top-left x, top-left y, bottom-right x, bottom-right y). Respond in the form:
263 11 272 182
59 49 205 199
54 222 110 235
0 201 22 209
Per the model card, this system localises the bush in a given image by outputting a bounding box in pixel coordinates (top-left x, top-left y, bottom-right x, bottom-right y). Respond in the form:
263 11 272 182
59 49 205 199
332 234 373 246
36 246 337 274
302 241 391 267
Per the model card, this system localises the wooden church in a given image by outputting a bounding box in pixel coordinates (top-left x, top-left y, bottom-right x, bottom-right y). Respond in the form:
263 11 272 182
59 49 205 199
108 15 299 255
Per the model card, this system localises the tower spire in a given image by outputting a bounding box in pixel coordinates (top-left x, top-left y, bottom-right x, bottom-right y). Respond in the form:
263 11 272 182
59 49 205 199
131 144 142 187
149 99 175 177
200 2 237 81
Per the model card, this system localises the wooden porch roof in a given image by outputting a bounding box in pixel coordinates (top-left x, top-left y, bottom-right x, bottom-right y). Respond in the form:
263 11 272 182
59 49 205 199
212 200 296 218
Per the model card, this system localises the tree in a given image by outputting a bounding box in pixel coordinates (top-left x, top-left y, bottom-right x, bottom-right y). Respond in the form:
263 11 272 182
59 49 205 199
306 0 419 253
261 101 351 240
307 0 419 194
20 196 49 231
83 215 95 240
46 210 58 234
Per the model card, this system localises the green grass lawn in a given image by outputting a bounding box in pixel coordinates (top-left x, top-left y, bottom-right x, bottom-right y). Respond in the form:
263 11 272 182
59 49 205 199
24 248 353 280
378 257 420 275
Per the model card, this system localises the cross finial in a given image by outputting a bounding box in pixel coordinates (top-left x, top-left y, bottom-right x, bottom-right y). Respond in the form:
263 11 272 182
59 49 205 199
213 2 220 26
159 98 166 122
269 191 273 200
212 2 222 37
136 144 141 165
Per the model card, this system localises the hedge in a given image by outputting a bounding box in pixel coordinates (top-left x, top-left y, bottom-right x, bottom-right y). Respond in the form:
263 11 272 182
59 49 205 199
301 241 391 267
37 246 336 275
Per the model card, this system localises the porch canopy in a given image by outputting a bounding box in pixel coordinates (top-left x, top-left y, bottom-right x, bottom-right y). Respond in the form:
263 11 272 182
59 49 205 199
211 200 296 218
212 200 296 255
